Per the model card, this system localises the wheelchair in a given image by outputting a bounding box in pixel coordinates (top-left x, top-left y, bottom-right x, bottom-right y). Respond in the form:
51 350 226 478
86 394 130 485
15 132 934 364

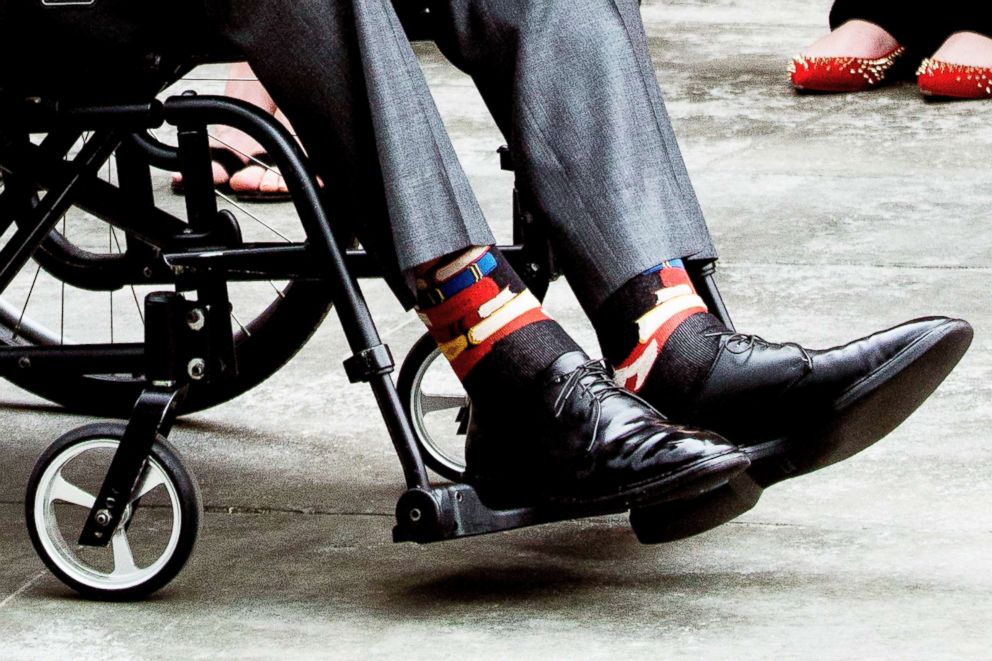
0 3 750 600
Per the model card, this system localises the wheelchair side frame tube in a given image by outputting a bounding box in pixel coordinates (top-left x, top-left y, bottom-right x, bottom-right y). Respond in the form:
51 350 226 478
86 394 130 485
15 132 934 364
161 95 431 491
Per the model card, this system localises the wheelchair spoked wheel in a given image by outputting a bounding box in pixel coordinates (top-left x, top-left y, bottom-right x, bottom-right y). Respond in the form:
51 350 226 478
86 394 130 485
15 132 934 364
0 141 332 417
25 422 202 600
397 332 470 483
0 281 330 417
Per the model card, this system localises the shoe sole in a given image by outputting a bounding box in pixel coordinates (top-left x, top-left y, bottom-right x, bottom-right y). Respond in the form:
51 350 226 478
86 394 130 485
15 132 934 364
751 318 973 486
629 471 763 544
473 449 750 515
232 192 293 203
631 318 973 544
545 448 750 511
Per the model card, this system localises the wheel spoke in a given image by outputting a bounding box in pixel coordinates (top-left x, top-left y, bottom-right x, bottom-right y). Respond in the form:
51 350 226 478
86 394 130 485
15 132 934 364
60 281 66 343
206 135 294 240
12 263 42 341
110 227 144 324
132 468 166 502
419 392 468 414
216 191 292 242
108 225 114 343
231 310 250 337
110 528 138 576
60 214 67 344
49 471 96 508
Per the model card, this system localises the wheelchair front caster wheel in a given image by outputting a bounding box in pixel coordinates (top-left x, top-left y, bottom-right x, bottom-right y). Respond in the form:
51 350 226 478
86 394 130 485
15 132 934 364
25 423 203 600
397 333 470 482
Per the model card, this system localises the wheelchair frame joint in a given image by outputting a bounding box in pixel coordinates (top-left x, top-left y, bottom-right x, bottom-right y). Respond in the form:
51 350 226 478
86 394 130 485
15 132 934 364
393 488 456 542
77 386 186 547
144 291 204 385
392 484 618 544
343 343 395 383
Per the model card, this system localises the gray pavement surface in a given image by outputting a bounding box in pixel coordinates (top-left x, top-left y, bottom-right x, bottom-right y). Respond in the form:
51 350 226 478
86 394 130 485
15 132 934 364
1 1 991 659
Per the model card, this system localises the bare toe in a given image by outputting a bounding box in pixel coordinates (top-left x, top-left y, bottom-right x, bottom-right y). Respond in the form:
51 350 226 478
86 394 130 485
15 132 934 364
229 165 265 194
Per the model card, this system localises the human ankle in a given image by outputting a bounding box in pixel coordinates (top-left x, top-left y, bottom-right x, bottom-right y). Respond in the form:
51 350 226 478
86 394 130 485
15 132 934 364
593 259 722 393
635 313 726 413
413 246 579 402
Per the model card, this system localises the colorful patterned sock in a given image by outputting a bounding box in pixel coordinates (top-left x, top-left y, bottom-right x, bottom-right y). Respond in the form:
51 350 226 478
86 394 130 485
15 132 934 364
415 246 579 397
593 259 726 404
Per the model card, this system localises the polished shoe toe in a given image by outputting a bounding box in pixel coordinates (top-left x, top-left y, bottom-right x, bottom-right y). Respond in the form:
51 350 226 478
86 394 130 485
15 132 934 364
684 316 973 463
767 316 973 482
631 316 973 545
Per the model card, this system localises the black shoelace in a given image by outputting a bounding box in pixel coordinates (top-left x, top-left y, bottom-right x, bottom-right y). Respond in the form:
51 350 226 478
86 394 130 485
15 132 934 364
703 331 815 371
552 358 659 447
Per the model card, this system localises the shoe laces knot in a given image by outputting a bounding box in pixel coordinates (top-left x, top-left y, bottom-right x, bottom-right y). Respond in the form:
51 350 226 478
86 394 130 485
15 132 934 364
703 331 814 372
552 359 632 446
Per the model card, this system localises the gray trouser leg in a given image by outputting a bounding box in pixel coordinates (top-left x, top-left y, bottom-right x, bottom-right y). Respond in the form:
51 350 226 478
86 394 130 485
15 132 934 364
430 0 717 313
209 0 717 311
206 0 495 307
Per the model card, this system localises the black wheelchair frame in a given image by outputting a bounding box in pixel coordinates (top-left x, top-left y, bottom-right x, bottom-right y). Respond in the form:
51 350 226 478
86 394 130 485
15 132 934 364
0 48 738 599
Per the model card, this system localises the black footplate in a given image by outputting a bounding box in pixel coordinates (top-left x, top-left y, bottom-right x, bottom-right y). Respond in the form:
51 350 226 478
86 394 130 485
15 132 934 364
393 476 763 546
393 484 626 544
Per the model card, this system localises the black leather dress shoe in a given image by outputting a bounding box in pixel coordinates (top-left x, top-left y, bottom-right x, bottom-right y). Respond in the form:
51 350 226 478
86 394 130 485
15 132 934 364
671 316 973 482
465 351 749 511
631 316 973 544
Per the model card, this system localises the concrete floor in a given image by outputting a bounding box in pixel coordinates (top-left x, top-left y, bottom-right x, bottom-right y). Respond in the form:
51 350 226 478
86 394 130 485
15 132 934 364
2 0 991 658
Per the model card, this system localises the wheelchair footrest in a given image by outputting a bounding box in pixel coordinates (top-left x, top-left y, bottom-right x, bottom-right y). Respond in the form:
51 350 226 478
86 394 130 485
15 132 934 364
392 484 625 544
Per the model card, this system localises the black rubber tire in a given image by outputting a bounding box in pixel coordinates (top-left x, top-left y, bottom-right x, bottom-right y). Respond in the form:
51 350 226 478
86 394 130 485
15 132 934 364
25 422 202 600
396 332 468 483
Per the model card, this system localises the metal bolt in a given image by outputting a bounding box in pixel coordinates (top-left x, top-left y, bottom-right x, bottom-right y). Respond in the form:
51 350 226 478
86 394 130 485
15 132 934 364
94 509 112 527
527 263 540 274
17 357 31 369
186 308 206 331
409 508 422 523
142 266 153 279
187 358 207 380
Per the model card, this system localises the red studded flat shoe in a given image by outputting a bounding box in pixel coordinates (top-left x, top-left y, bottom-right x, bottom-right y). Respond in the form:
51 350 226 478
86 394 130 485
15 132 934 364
789 46 906 92
917 58 992 98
